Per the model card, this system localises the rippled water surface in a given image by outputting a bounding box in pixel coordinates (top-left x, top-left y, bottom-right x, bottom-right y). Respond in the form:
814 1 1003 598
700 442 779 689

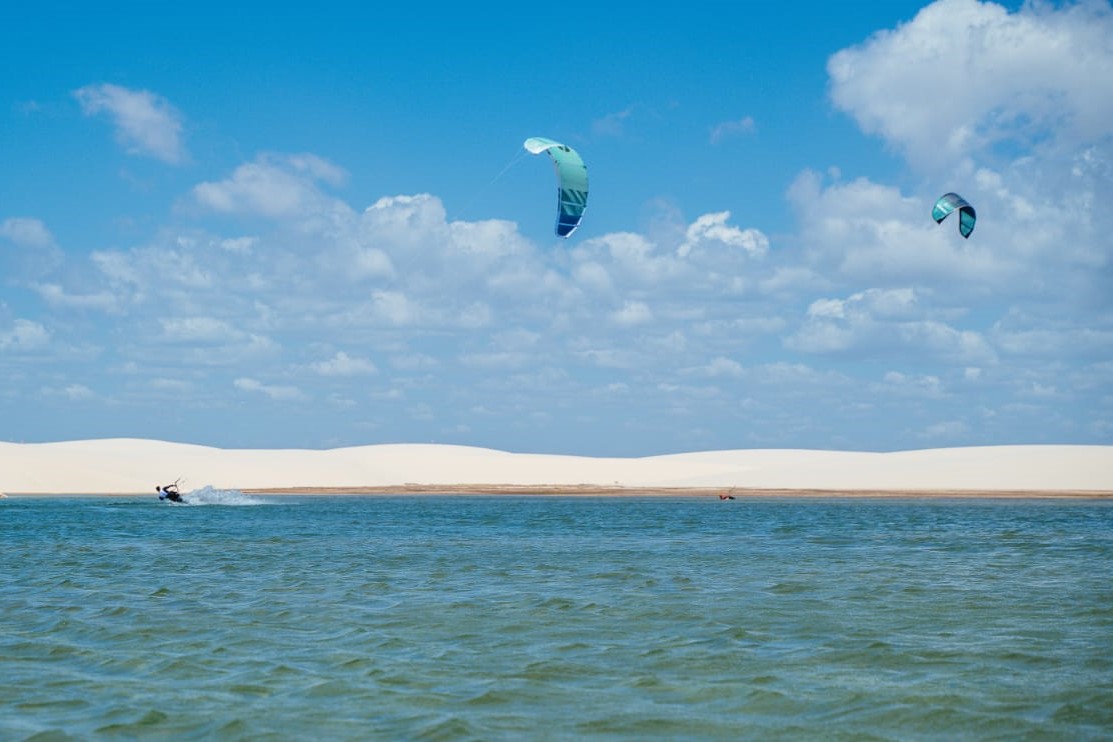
3 494 1112 739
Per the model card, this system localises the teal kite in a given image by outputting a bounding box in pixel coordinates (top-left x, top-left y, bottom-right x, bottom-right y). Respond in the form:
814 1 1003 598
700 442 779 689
523 137 589 238
932 192 976 239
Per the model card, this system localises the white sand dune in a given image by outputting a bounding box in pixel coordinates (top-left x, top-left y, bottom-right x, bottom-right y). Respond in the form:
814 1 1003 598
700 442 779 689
0 439 1111 494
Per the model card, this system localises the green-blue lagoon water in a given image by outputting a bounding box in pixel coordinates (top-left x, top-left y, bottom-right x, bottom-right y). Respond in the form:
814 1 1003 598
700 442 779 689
3 493 1111 739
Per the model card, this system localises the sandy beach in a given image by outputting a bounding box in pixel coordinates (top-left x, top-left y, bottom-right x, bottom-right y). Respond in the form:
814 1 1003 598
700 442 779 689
0 439 1111 496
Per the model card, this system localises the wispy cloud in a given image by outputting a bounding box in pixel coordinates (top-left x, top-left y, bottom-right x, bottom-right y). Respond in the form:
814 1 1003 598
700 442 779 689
234 377 306 402
0 217 62 277
0 217 55 248
34 283 120 313
159 317 244 344
611 300 653 327
592 106 635 137
38 383 96 401
311 351 378 376
74 83 187 165
709 116 755 144
0 319 50 351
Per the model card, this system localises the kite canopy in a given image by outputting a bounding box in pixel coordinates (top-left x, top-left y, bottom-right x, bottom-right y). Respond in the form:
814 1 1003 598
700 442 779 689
932 192 976 239
523 137 589 237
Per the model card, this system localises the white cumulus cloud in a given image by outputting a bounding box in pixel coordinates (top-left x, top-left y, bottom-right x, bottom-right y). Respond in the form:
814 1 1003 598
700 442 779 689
828 0 1113 170
678 212 768 259
193 153 350 219
788 288 996 364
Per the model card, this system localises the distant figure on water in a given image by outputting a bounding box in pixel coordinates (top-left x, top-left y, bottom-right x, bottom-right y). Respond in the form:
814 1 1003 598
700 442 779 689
719 492 735 500
157 481 183 503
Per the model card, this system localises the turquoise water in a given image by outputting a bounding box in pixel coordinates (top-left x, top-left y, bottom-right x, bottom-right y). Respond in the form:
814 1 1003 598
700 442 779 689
2 493 1111 740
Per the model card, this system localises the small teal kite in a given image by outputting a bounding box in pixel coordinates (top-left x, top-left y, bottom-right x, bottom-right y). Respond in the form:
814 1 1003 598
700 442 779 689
932 192 976 239
523 137 589 238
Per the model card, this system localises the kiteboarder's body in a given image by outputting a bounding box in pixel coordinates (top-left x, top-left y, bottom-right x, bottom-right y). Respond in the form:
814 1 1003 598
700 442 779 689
157 482 183 503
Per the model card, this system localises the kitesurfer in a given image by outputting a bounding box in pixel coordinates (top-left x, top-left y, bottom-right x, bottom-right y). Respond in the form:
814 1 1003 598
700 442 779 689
157 482 183 503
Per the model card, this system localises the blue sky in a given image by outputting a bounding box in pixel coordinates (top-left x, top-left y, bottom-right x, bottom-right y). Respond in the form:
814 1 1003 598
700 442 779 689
2 0 1111 455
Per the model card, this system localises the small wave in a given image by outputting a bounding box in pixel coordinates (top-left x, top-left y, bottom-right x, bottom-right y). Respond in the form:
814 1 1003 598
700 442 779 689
179 486 271 506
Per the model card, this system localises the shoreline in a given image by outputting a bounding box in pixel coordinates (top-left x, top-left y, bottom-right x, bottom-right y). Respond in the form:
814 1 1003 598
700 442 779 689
5 485 1113 499
245 485 1113 498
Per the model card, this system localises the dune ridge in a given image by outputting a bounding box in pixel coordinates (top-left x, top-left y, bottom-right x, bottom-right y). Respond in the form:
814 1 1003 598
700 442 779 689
1 439 1111 495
